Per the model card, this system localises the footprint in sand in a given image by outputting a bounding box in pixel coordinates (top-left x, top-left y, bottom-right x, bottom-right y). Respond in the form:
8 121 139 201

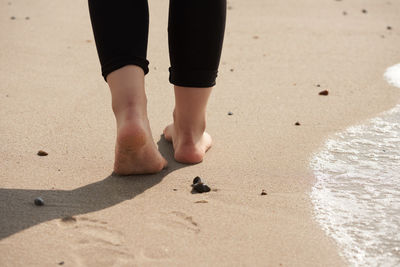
149 210 200 235
138 211 199 262
59 216 135 267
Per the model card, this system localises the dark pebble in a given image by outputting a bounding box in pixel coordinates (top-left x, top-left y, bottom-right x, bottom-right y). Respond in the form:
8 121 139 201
230 68 234 72
193 182 211 193
37 150 48 156
59 261 64 265
319 90 329 96
34 197 44 206
202 184 211 192
362 9 367 14
228 111 233 116
195 200 208 204
25 17 30 20
295 121 301 126
10 16 16 20
261 190 267 196
316 84 321 87
343 11 347 16
387 26 392 30
173 188 177 191
193 176 201 184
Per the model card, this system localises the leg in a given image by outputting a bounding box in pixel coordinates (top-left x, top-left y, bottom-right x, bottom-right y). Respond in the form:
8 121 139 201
88 1 167 174
164 0 226 163
108 66 167 175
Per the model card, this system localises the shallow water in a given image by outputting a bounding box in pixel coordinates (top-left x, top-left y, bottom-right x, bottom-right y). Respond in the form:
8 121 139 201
311 64 400 267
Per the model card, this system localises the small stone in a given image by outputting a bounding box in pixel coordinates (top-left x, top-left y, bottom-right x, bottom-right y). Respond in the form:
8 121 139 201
316 84 321 87
193 183 211 193
195 200 208 204
25 16 30 20
261 190 267 196
37 150 48 156
59 261 64 265
193 183 205 193
319 90 329 96
202 184 211 192
253 35 259 39
295 121 301 126
387 26 392 30
342 11 347 16
173 188 177 191
10 16 16 20
193 176 201 184
228 6 233 10
230 68 234 72
34 197 44 206
362 9 367 14
228 111 233 116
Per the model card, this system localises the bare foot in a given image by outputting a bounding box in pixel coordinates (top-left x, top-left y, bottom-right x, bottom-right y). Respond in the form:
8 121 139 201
114 117 167 175
163 123 212 164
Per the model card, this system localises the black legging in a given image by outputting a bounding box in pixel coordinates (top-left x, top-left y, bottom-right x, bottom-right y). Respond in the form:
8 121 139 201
88 0 226 87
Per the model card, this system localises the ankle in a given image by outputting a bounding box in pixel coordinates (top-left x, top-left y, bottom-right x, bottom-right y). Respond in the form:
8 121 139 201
173 109 206 135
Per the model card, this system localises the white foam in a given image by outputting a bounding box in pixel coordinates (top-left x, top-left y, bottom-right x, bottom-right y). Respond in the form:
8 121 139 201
310 64 400 267
384 64 400 88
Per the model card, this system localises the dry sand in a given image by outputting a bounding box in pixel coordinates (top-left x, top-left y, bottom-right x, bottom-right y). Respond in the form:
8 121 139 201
1 0 399 266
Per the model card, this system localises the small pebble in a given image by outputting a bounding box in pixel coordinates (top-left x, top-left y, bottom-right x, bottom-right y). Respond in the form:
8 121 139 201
230 68 234 72
362 9 367 14
316 84 321 87
10 16 16 20
59 261 64 265
228 6 233 10
37 150 48 156
193 176 202 184
319 90 329 96
25 16 30 20
295 121 301 126
342 11 347 16
193 182 211 193
253 35 259 39
261 190 267 196
34 197 44 206
195 200 208 204
387 26 392 30
228 111 233 116
173 188 177 191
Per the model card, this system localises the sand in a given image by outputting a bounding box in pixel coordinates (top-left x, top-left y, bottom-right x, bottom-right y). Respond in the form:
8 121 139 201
1 0 399 266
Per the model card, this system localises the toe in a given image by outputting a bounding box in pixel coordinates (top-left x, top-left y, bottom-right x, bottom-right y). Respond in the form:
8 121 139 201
163 124 173 142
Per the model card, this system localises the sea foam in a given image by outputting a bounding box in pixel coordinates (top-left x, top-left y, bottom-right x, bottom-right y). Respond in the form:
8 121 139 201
310 64 400 266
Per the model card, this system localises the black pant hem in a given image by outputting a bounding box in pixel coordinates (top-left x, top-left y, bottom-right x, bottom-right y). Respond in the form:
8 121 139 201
168 67 217 87
102 57 150 81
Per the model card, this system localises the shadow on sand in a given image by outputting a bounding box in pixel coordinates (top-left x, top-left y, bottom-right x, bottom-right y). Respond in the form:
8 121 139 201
0 136 187 240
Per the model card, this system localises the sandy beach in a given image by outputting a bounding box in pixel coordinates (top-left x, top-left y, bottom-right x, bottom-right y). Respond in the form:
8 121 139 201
1 0 399 266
